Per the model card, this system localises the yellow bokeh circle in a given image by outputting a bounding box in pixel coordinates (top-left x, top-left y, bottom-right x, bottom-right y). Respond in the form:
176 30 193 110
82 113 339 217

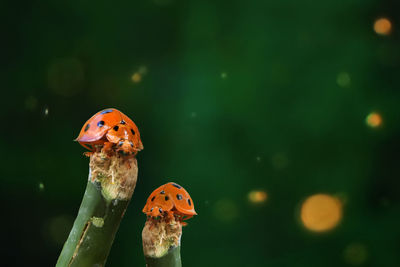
248 190 268 204
366 112 382 128
374 18 392 35
300 194 342 232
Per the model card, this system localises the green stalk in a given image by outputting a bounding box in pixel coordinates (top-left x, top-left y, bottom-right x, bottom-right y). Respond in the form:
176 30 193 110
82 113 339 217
144 247 181 267
142 217 183 267
57 150 138 267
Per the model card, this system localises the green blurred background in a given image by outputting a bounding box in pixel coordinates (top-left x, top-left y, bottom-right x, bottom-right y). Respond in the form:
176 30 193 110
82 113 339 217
2 0 400 266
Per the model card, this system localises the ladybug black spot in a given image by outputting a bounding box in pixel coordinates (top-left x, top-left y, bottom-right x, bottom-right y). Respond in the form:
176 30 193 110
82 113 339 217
159 208 163 214
160 190 165 194
120 120 126 125
131 129 135 135
130 141 134 147
101 109 113 114
113 125 119 131
151 196 155 202
176 194 183 200
165 196 169 201
172 183 182 189
150 208 153 212
84 124 90 132
97 120 105 127
188 199 192 206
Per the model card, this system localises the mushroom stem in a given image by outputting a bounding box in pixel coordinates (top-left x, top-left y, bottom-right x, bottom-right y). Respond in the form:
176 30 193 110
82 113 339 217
142 216 183 267
56 149 138 267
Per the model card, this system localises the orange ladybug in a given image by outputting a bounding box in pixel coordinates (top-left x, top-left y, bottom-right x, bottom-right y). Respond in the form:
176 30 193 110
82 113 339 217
75 108 143 155
143 182 197 223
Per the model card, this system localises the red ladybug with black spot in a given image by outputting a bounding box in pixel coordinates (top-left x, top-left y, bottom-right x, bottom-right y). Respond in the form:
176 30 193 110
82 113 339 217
75 108 143 156
143 182 197 225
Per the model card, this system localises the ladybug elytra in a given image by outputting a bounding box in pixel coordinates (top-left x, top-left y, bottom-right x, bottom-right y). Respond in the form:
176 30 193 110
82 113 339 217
143 182 197 223
75 108 143 156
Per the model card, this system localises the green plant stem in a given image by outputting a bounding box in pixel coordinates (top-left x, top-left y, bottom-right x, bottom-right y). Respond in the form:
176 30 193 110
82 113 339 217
144 247 182 267
142 217 183 267
56 150 138 267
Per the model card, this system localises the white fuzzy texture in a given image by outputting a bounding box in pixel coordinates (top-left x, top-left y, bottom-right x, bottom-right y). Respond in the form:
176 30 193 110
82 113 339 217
142 217 182 258
89 150 138 201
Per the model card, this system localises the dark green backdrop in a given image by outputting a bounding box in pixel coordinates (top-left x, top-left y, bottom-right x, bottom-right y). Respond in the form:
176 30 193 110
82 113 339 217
2 0 400 266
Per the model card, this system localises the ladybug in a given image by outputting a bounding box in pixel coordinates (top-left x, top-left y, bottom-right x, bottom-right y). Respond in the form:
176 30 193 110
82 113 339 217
143 182 197 223
75 108 143 155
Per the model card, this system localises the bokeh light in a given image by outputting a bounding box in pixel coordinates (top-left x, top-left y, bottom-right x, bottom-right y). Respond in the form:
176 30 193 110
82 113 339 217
38 182 45 191
45 215 74 245
221 72 227 79
300 194 342 232
131 73 142 83
365 112 382 128
343 243 368 265
131 66 147 83
248 190 268 204
271 152 288 170
138 66 148 75
214 199 238 223
336 72 351 87
373 18 392 36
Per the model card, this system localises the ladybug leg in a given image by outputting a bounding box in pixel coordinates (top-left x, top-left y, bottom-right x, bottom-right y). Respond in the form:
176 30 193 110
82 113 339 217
183 215 193 220
172 213 188 226
166 211 174 220
179 215 192 226
102 141 114 154
80 143 92 151
84 151 94 157
80 143 95 157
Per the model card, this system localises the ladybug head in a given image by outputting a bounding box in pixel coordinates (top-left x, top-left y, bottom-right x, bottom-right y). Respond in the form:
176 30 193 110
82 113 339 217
116 139 136 155
148 206 164 218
